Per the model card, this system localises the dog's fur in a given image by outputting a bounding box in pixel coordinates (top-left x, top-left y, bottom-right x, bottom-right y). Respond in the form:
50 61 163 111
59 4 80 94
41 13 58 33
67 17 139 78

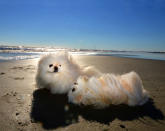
68 72 149 108
36 52 101 94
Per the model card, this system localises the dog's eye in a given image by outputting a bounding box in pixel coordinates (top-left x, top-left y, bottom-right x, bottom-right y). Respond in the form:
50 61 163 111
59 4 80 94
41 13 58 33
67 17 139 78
72 88 76 92
59 65 61 67
74 82 78 85
49 64 53 68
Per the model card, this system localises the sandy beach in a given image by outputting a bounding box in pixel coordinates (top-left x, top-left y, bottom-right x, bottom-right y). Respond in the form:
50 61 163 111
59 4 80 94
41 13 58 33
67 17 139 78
0 56 165 131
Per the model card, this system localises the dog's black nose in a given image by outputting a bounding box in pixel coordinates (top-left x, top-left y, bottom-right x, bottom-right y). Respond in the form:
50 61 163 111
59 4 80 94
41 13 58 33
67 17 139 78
54 66 58 72
72 88 76 92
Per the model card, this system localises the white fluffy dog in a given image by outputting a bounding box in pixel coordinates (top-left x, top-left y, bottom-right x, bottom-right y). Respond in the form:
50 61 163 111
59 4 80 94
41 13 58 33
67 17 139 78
36 52 101 94
68 72 149 108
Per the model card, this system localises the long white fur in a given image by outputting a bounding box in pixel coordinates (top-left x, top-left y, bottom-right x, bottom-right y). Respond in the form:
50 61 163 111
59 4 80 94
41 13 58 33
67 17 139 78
36 52 101 94
68 72 149 108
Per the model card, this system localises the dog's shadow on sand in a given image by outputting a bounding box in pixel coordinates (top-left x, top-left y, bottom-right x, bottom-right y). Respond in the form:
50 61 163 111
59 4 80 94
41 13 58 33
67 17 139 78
30 89 164 129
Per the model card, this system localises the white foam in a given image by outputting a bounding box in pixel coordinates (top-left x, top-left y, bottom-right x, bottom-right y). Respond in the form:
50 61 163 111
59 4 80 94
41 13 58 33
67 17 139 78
0 54 40 61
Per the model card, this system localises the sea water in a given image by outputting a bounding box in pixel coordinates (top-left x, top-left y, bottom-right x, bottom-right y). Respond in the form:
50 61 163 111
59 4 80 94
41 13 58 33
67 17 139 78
0 46 165 61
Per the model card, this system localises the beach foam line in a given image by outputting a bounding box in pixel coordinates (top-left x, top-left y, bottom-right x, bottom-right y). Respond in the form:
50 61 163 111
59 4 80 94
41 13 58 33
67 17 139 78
0 50 165 61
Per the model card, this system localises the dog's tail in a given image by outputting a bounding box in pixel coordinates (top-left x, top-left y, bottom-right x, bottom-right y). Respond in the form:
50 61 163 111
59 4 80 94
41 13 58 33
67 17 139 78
121 71 149 106
130 71 149 106
138 89 149 105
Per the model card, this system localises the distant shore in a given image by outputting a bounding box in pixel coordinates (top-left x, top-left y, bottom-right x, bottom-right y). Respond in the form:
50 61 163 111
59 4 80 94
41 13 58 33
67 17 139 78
0 56 165 131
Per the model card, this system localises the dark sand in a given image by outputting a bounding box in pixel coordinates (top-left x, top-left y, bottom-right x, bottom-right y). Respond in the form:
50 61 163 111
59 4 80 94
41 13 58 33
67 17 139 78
0 56 165 131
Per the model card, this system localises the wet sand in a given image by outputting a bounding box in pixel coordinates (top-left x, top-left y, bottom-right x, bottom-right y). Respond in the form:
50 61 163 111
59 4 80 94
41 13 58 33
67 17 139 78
0 56 165 131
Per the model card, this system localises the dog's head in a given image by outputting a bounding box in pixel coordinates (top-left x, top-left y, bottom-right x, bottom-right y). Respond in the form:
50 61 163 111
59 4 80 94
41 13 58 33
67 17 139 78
68 76 89 104
36 51 80 94
71 76 89 92
38 52 72 75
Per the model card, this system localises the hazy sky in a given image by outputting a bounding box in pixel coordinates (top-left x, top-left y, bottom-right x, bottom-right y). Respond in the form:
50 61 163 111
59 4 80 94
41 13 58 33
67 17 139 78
0 0 165 51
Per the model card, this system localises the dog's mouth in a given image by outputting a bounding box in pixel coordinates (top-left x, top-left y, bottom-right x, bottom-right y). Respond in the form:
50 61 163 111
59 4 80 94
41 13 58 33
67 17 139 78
48 71 58 73
47 69 59 73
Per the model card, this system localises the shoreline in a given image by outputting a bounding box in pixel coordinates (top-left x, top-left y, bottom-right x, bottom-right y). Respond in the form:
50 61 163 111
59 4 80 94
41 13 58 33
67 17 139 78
0 56 165 131
1 49 165 62
0 54 165 63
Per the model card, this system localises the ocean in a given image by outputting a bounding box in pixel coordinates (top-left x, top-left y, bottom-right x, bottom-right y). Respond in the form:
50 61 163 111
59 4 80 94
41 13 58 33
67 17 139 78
0 45 165 62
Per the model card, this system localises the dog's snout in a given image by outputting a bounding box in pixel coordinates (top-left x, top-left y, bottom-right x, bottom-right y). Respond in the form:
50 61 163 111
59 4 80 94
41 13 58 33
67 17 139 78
72 88 76 92
54 66 58 72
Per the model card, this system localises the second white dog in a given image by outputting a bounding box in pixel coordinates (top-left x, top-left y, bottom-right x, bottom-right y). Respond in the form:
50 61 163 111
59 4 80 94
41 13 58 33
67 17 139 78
68 72 149 108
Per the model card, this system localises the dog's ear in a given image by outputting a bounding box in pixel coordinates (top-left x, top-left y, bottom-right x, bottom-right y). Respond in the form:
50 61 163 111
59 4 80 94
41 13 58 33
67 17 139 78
63 51 69 56
78 76 89 84
83 76 89 82
56 51 68 57
68 54 73 62
62 51 72 61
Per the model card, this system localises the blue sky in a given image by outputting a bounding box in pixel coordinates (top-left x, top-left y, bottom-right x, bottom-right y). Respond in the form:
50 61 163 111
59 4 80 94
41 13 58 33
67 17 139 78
0 0 165 51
